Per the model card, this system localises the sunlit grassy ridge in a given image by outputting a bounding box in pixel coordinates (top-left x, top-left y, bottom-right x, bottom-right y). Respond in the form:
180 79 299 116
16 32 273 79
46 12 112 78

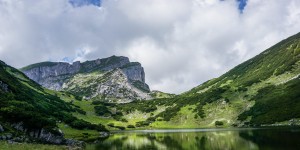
72 32 300 129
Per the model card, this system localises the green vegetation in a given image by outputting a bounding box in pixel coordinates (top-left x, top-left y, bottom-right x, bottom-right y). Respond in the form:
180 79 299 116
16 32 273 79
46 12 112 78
1 32 300 148
0 141 66 150
150 91 175 99
80 55 127 73
238 78 300 125
215 121 224 126
88 32 300 128
58 123 100 141
20 61 57 71
0 62 107 141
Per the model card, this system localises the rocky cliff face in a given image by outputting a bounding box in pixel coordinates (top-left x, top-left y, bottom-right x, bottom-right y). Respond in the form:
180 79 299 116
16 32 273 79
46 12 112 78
21 56 151 102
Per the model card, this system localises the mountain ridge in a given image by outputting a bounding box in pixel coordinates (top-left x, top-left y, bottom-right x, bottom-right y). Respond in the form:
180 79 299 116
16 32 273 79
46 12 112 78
21 55 152 102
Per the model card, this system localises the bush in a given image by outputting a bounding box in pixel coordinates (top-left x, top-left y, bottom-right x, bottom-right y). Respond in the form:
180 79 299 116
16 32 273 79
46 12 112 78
94 105 111 116
92 100 103 105
127 125 135 128
215 121 224 126
115 126 125 130
146 117 155 122
120 118 128 122
74 108 86 115
70 119 91 130
107 123 114 127
135 121 150 127
74 95 83 101
157 117 163 121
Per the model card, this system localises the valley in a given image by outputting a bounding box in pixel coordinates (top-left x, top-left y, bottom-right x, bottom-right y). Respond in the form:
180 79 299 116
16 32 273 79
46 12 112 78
1 32 300 149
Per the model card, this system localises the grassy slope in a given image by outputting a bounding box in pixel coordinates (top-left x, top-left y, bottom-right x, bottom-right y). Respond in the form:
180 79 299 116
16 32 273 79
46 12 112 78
0 61 107 142
0 61 71 130
7 32 300 133
0 141 66 150
20 61 58 71
79 32 300 129
166 32 300 127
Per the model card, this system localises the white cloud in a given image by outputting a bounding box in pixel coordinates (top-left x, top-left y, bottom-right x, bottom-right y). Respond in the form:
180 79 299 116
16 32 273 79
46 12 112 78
0 0 300 94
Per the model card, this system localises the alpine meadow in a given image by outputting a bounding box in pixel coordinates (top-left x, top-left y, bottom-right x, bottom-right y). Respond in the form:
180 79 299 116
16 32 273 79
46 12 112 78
0 0 300 150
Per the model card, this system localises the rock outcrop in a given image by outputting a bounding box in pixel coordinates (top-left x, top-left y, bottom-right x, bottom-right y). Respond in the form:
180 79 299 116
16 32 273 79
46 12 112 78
21 56 151 102
0 81 8 92
0 124 4 132
10 122 84 146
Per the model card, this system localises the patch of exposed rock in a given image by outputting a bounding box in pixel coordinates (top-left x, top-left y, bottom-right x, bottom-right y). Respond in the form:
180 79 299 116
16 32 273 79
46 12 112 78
0 81 8 92
8 122 85 146
21 56 151 102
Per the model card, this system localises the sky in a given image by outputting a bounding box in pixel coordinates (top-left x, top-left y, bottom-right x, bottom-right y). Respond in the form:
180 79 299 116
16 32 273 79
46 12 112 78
0 0 300 94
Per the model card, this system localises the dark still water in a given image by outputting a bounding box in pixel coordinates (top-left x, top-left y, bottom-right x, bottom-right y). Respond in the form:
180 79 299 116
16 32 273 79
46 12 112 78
86 128 300 150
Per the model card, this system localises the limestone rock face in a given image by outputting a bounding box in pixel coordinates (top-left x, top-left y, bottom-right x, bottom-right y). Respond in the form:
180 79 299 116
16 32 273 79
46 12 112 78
21 56 151 102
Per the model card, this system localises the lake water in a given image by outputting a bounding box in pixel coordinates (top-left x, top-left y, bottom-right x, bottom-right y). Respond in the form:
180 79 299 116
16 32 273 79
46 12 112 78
86 127 300 150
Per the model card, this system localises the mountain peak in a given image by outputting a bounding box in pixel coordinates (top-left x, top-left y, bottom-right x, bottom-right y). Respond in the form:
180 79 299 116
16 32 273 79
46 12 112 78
21 56 151 102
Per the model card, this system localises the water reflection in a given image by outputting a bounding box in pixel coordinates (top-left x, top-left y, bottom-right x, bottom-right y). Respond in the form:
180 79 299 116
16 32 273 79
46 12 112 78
87 128 300 150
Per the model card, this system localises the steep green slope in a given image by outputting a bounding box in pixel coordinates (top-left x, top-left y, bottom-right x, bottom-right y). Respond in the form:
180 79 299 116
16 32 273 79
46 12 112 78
188 32 300 95
0 60 107 142
238 78 300 125
94 32 300 128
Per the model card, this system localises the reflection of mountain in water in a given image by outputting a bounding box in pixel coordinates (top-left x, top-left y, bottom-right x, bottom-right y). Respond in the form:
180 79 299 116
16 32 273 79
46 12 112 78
87 129 261 150
239 128 300 150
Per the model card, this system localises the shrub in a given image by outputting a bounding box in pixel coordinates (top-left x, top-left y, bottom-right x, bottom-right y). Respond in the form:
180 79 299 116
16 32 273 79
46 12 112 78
215 121 224 126
135 121 150 127
115 126 125 130
127 125 135 128
120 118 128 122
107 123 114 127
157 117 163 121
94 105 110 116
70 119 91 129
75 108 86 115
147 117 155 122
92 100 103 105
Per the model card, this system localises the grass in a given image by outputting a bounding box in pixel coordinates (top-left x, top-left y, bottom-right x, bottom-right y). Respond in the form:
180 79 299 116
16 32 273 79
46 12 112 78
0 141 66 150
58 123 100 141
20 62 58 71
52 58 300 130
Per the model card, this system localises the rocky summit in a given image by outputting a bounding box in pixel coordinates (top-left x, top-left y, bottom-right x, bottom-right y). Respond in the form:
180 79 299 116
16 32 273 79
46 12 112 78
21 56 151 102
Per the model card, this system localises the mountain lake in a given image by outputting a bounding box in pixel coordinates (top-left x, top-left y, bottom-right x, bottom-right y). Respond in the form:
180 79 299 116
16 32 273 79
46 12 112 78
86 127 300 150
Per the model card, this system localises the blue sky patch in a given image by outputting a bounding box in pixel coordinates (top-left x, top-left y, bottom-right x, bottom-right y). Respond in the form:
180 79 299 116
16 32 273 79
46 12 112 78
237 0 247 12
62 57 73 63
69 0 101 7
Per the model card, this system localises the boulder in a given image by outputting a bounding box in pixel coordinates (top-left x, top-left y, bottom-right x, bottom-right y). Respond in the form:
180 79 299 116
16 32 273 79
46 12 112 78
0 124 4 132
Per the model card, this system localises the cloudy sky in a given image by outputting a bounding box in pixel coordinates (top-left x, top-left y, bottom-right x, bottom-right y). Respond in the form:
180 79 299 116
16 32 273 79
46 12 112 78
0 0 300 94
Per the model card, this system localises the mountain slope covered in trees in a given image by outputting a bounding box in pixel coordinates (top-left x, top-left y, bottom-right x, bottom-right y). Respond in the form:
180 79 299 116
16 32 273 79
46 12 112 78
0 61 107 144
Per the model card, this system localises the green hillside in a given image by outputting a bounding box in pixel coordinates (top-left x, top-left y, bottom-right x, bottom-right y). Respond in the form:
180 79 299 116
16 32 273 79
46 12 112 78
0 61 107 142
2 32 300 141
88 32 300 128
20 61 58 71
